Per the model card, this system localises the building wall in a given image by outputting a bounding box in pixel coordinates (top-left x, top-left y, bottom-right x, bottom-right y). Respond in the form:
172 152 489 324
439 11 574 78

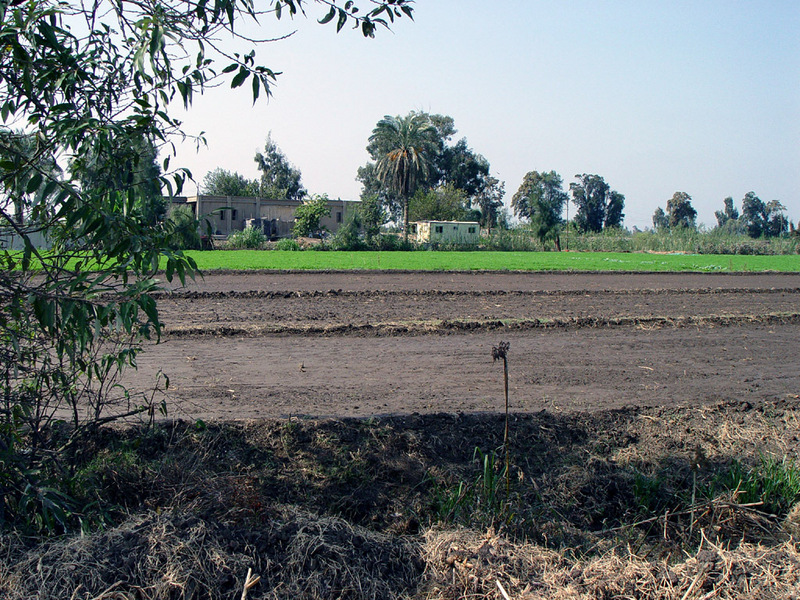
319 198 358 233
175 196 358 238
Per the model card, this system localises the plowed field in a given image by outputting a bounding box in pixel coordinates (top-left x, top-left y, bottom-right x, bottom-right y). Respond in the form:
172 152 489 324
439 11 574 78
125 271 800 420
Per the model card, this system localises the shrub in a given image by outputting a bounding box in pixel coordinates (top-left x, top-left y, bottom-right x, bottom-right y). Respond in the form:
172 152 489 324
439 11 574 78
368 234 417 251
275 237 301 251
331 212 366 250
293 194 331 238
226 226 266 250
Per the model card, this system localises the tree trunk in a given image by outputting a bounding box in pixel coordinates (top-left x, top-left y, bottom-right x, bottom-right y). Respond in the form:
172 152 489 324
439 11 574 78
403 197 409 244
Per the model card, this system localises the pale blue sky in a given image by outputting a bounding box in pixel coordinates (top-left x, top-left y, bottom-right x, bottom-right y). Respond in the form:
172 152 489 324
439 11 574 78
174 1 800 229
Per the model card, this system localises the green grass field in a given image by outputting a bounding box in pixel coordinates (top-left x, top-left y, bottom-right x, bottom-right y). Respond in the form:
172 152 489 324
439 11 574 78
182 250 800 272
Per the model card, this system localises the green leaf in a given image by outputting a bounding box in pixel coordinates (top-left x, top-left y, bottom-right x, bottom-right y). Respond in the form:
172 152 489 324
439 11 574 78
231 65 248 88
319 6 335 24
336 8 347 32
26 172 43 194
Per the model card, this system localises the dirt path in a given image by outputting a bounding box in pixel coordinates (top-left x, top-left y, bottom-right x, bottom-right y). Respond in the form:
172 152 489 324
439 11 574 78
124 271 800 421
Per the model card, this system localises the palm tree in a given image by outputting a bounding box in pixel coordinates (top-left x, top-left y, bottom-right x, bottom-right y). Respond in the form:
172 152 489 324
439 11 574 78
369 113 437 242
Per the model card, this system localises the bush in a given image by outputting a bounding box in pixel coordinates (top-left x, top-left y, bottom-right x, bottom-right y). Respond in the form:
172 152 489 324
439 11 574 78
369 234 417 251
331 212 366 250
292 194 331 238
226 226 266 250
483 228 543 252
275 238 301 251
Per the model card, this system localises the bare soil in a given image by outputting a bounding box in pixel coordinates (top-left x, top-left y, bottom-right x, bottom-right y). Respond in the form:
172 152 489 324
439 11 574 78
126 271 800 421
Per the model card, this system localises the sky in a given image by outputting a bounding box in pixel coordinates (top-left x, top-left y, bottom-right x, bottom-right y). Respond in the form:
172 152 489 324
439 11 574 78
172 1 800 230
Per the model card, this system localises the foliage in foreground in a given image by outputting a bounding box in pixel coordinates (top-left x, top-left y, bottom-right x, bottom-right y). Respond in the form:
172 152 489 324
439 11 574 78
0 0 412 534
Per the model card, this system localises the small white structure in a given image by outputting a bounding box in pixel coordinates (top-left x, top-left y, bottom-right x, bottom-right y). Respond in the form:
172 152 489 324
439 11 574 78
410 221 480 245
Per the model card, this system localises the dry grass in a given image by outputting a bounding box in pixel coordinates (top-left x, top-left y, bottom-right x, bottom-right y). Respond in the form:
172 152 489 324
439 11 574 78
3 401 800 599
421 528 800 600
4 516 799 600
0 509 422 600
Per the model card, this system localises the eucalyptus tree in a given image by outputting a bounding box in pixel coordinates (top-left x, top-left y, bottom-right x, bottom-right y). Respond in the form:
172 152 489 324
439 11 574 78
409 183 470 223
369 113 438 241
512 170 568 249
0 0 413 532
652 207 669 231
0 130 62 225
666 191 697 229
254 134 306 201
569 174 625 232
475 176 505 229
202 168 261 197
741 192 789 238
714 197 740 229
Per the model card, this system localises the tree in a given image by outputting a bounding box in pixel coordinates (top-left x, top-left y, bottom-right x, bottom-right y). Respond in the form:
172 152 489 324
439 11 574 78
71 133 167 226
166 205 202 250
0 0 413 532
332 210 365 250
740 192 788 238
511 171 567 249
357 161 402 223
569 174 625 232
439 138 491 199
361 111 502 232
369 113 438 241
474 176 505 230
358 193 386 243
666 192 697 229
202 168 260 197
409 183 470 222
715 197 740 228
652 207 669 231
605 191 625 230
254 134 306 201
292 194 331 238
512 171 568 222
0 130 62 224
764 200 789 237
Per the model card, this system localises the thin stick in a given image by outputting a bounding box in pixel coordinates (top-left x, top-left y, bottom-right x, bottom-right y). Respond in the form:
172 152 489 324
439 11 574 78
89 581 123 600
680 570 705 600
503 352 510 498
496 579 512 600
240 567 261 600
492 341 511 499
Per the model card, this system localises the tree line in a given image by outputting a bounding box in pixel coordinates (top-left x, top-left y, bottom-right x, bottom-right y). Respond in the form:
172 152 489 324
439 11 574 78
205 111 793 249
652 191 790 239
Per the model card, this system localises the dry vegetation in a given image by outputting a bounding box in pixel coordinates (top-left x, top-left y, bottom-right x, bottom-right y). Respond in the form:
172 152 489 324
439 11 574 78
3 400 800 599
